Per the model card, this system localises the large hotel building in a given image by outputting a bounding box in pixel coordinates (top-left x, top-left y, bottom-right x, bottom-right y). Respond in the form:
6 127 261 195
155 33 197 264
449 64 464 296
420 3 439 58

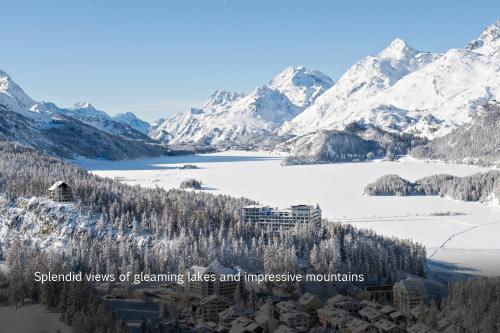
241 204 322 233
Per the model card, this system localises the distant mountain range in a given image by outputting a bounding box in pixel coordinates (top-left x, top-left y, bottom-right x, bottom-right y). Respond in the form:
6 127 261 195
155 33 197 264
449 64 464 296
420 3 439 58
150 66 333 147
0 69 168 160
153 20 499 152
1 20 499 162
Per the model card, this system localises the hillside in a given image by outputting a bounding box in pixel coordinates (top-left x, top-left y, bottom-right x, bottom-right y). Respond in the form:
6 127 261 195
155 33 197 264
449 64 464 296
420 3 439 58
0 141 427 285
280 21 500 140
280 122 426 165
278 38 440 137
410 101 500 166
0 69 169 160
365 171 500 204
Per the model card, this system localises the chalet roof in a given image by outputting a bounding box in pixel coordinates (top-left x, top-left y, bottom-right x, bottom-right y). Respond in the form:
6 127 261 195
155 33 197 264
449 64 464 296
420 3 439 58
345 318 372 333
317 307 349 317
395 277 446 299
317 308 352 326
410 304 428 317
274 325 298 333
200 294 232 306
281 310 310 321
328 294 358 305
229 316 261 333
374 319 398 332
360 300 381 309
219 305 248 321
380 305 396 315
396 278 427 295
359 306 384 321
276 300 303 313
408 322 438 333
49 181 69 191
389 311 409 320
298 292 322 307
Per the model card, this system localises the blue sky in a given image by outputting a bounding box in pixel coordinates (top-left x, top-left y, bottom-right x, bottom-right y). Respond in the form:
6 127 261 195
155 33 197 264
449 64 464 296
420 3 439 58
1 0 499 120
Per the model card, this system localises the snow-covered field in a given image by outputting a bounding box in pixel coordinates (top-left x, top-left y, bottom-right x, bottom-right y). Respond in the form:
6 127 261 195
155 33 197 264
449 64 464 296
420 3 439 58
78 151 500 276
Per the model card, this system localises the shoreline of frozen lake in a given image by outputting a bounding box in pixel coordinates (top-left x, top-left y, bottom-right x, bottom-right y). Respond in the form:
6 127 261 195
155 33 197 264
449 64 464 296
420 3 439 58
78 151 500 276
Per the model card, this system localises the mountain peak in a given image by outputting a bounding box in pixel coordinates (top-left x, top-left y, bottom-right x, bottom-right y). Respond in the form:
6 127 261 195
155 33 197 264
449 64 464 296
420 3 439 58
67 102 110 119
466 20 500 54
0 68 36 111
268 66 333 108
203 90 243 109
71 102 95 110
114 111 139 120
270 66 333 88
378 38 416 60
113 111 151 134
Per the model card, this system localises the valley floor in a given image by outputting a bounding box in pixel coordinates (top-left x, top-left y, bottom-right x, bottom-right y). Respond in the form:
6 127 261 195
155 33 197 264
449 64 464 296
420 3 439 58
78 151 500 276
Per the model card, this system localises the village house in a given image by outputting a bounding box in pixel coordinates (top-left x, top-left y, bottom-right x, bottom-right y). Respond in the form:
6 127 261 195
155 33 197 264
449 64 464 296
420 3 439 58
393 277 446 316
229 317 263 333
327 295 364 314
365 285 394 304
219 305 250 328
344 318 375 333
275 300 303 319
298 292 322 323
358 306 386 323
185 260 243 299
407 322 439 333
254 299 280 332
316 307 351 330
47 181 73 202
393 279 428 315
379 305 397 316
273 325 298 333
281 311 310 332
200 294 232 322
373 318 405 333
389 311 411 327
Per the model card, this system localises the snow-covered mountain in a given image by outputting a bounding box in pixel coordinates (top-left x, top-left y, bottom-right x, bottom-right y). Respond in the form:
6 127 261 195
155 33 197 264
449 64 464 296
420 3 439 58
113 111 151 135
278 38 440 137
280 21 500 140
0 69 50 124
152 67 333 146
268 66 334 107
0 69 168 160
38 102 152 140
411 101 500 166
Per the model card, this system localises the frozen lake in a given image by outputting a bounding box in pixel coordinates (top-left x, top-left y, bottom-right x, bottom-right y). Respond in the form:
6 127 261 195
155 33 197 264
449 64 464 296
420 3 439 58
79 151 500 276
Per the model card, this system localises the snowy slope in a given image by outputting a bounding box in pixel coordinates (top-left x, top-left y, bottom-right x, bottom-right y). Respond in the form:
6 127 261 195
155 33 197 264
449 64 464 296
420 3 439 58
113 111 151 135
152 67 332 146
279 38 440 136
0 69 49 124
36 102 149 141
268 66 333 107
0 69 168 159
281 21 500 139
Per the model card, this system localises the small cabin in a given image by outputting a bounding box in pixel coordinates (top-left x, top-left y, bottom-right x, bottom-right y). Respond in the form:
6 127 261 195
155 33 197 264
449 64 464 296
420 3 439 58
48 181 73 202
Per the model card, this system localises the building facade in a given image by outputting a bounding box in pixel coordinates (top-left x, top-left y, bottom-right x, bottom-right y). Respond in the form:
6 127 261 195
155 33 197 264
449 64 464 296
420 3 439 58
393 279 428 315
241 204 321 233
48 181 73 202
185 260 243 299
200 294 232 322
